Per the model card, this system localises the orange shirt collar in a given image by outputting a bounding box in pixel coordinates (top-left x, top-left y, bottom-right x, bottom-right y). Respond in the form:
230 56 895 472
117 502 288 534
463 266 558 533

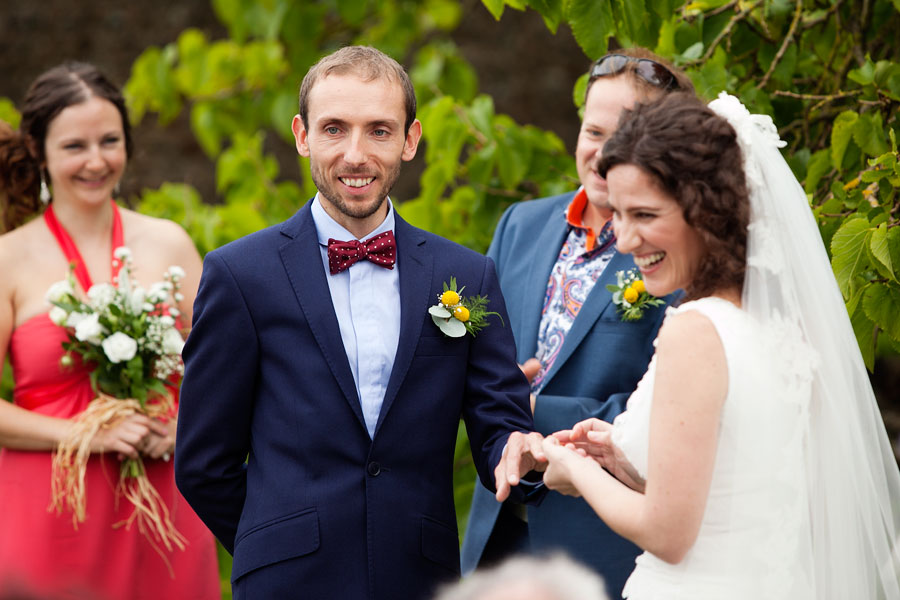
566 188 609 251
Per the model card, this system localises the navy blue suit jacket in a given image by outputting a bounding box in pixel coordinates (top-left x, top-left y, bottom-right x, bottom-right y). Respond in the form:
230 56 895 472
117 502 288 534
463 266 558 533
460 192 672 597
175 202 533 600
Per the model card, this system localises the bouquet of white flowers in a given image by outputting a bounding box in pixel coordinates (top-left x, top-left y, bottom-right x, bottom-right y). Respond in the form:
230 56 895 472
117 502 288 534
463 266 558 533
47 246 187 555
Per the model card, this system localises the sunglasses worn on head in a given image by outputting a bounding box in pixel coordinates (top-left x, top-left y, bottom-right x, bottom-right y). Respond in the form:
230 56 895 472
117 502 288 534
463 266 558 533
589 54 680 91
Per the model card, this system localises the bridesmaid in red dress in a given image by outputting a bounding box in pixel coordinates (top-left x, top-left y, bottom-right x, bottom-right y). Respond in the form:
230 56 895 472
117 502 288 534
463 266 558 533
0 63 220 600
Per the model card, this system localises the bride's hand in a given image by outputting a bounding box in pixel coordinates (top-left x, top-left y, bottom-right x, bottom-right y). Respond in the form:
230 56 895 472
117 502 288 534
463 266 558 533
541 437 589 497
582 428 646 493
552 418 646 492
552 418 609 448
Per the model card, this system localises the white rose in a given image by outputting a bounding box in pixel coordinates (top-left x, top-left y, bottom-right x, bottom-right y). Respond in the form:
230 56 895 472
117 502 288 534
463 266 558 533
161 327 185 355
87 283 116 310
159 315 176 328
102 332 138 363
66 311 88 328
45 279 74 304
48 306 69 326
74 313 104 345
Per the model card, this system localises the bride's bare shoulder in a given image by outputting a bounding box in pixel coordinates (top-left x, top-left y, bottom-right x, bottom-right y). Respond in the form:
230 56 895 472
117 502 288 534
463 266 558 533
656 307 726 368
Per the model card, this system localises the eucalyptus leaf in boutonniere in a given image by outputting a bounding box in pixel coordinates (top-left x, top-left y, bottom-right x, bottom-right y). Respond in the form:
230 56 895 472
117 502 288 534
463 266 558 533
606 269 665 322
428 276 503 338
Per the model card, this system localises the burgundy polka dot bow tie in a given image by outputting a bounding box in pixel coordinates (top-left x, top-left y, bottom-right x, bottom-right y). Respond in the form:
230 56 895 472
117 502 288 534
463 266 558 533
327 230 397 275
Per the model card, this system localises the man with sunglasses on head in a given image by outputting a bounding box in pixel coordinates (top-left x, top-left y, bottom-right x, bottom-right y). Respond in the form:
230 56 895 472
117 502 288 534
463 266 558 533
461 47 693 598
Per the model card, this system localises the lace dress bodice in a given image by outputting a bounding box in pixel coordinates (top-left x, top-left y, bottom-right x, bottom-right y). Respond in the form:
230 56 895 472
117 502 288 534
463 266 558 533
611 297 813 600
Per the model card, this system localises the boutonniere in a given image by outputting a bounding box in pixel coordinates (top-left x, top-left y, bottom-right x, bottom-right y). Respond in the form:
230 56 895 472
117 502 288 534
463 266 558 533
428 276 502 338
606 269 664 322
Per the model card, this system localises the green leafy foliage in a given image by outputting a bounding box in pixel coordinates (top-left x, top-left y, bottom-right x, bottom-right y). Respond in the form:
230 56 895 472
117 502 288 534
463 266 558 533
0 98 20 129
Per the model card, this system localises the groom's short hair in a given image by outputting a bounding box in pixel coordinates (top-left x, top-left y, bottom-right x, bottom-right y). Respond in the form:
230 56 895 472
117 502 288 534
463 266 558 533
298 45 417 136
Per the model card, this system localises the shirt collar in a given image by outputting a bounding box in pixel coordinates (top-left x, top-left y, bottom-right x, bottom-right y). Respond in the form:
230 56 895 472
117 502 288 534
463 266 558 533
312 194 396 246
565 187 610 251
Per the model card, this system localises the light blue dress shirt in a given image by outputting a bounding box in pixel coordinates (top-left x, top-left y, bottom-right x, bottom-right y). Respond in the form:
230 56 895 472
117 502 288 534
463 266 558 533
311 195 401 438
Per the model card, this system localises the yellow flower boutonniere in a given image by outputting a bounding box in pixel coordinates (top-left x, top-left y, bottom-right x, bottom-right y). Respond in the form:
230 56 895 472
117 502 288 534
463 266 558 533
428 276 503 338
606 269 665 321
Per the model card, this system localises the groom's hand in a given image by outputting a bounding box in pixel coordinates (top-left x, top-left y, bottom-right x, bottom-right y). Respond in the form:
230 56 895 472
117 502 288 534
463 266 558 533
494 431 547 502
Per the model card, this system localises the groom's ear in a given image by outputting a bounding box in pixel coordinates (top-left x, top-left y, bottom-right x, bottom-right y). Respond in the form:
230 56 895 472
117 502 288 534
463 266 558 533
292 115 311 157
401 119 422 162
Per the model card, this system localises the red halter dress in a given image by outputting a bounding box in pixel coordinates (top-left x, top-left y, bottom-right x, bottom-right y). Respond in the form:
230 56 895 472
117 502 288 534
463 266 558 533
0 202 220 600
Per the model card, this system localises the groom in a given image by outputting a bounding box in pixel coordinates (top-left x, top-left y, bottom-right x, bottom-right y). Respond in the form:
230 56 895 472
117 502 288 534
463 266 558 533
175 46 544 600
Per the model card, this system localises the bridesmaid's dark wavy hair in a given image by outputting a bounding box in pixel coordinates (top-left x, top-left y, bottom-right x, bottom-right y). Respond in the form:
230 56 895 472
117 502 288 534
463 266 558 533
0 62 132 232
597 93 749 301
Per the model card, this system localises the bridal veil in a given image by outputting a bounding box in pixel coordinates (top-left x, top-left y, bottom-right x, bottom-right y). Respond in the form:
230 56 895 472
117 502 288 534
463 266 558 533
709 93 900 599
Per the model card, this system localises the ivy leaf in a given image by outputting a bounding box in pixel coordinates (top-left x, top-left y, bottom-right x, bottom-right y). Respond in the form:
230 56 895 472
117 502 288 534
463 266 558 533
847 56 875 86
870 223 896 281
852 112 889 158
467 95 495 139
0 97 20 129
849 302 876 371
528 0 564 33
890 225 900 280
567 0 614 59
863 282 900 342
656 16 678 58
830 111 859 170
830 215 872 297
481 0 505 20
191 102 222 158
572 72 589 110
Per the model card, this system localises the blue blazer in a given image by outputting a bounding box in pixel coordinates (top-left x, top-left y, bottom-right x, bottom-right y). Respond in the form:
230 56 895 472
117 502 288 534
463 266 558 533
175 202 534 600
460 192 671 597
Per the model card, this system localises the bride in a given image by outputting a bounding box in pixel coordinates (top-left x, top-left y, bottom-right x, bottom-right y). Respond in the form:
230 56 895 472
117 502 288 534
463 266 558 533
540 91 900 599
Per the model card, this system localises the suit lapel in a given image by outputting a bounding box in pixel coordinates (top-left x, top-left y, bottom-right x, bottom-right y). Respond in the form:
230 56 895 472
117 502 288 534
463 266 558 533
278 203 367 431
375 216 432 436
540 250 634 388
516 209 569 363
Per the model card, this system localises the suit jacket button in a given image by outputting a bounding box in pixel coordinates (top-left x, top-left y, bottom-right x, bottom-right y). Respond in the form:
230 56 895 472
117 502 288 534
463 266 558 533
367 461 381 476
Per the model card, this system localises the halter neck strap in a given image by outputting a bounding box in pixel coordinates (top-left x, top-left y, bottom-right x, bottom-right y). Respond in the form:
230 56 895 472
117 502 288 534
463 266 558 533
43 200 124 293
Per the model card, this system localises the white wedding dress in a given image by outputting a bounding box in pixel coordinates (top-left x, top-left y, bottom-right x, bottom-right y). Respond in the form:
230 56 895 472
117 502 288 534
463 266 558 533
611 297 815 600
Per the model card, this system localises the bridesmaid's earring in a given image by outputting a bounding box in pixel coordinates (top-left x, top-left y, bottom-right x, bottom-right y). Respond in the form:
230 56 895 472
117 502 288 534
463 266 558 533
114 181 121 198
40 176 51 205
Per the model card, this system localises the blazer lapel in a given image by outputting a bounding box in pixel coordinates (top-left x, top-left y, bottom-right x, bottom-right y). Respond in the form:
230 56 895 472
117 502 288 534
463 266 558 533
278 203 367 431
516 209 568 363
540 250 634 388
375 216 432 436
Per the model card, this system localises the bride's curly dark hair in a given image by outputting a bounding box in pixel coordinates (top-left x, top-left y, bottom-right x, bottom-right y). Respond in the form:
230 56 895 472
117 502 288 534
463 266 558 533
597 92 749 301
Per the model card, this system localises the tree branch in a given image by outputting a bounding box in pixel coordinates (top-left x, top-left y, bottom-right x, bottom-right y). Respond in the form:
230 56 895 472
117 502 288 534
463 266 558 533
757 0 803 89
801 0 844 30
698 0 763 63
